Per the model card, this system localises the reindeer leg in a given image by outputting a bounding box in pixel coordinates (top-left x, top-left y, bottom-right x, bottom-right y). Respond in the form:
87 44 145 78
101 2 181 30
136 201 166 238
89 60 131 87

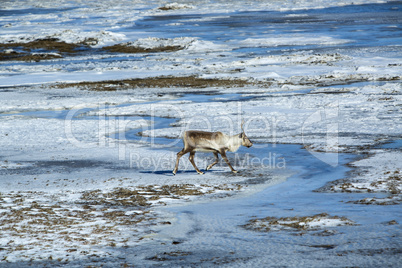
173 148 190 175
206 151 219 171
189 151 204 175
220 150 237 173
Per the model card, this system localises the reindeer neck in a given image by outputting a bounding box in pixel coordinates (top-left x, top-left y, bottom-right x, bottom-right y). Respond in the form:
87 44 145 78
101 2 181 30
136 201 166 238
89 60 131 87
227 133 242 152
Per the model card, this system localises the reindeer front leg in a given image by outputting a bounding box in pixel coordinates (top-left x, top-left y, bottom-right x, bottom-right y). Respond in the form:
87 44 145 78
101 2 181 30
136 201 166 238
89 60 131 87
173 148 190 175
220 149 237 173
189 151 204 175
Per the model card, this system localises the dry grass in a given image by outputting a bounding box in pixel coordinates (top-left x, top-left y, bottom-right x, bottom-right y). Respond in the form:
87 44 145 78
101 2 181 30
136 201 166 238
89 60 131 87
349 196 402 205
53 76 259 90
243 213 355 233
0 38 185 62
103 43 184 53
0 183 241 263
0 38 86 61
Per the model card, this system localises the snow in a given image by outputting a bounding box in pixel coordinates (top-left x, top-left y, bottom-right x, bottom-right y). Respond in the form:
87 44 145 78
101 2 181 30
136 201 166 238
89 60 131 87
125 37 196 49
246 213 355 231
240 36 352 47
0 0 401 266
324 150 402 193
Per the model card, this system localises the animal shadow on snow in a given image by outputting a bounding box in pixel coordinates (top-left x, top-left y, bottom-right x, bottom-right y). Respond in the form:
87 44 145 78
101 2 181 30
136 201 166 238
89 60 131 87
140 170 202 176
140 169 239 176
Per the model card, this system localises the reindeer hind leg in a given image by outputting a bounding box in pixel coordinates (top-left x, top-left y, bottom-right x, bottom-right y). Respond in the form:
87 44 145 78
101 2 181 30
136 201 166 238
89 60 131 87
206 151 219 171
189 151 204 175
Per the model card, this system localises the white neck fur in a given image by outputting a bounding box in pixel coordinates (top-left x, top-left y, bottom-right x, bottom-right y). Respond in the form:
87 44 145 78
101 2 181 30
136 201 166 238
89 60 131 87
227 134 242 152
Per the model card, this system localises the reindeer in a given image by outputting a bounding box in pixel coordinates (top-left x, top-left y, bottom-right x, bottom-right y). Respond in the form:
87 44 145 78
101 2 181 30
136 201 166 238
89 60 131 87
172 121 253 175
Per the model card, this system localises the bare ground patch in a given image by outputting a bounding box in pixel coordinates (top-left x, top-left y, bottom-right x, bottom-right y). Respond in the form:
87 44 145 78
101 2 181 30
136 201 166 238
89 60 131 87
0 38 88 62
0 183 241 263
0 38 186 62
242 213 355 234
348 196 402 205
316 170 401 194
50 73 401 92
53 76 261 90
102 43 184 53
314 148 402 205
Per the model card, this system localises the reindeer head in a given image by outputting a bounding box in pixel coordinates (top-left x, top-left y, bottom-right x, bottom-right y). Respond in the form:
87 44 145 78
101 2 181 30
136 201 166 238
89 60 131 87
240 120 253 148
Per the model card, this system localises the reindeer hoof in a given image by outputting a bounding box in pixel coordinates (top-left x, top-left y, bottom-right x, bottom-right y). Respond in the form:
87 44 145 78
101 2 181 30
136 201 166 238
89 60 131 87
232 170 238 174
198 171 205 175
172 171 176 175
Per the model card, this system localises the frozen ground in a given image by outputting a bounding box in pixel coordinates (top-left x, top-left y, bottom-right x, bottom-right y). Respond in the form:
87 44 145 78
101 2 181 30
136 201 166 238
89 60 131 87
0 0 401 267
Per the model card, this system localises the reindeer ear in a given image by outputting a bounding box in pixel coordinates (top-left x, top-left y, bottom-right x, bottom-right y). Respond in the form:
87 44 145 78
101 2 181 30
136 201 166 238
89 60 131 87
239 133 243 138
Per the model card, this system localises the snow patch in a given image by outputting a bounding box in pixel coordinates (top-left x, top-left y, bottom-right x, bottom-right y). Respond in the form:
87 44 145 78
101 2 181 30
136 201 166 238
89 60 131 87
240 36 351 47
